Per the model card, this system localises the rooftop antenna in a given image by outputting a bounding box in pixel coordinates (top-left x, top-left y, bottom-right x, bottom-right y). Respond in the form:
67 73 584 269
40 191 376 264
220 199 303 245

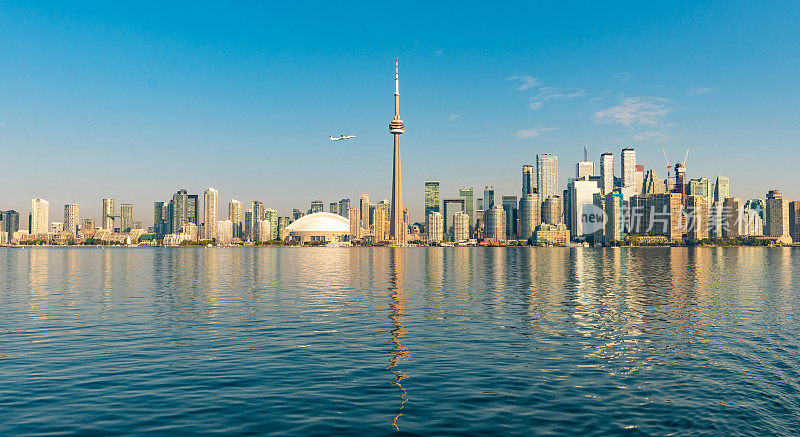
584 146 589 162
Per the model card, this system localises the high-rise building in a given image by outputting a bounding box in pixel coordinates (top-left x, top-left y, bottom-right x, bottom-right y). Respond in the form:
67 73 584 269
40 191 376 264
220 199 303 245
686 195 709 240
265 209 278 241
403 208 411 228
2 210 20 241
484 205 506 243
765 190 789 237
255 220 271 242
442 198 466 242
153 202 167 237
389 59 406 245
310 201 324 214
483 186 495 210
621 147 636 188
600 153 614 195
714 176 730 203
518 193 540 241
360 194 370 230
187 194 199 224
643 169 666 195
723 197 744 239
424 181 440 219
292 209 303 221
567 177 601 239
339 198 351 218
542 196 562 225
374 206 387 242
459 187 474 230
522 165 535 196
81 218 95 232
688 178 711 198
278 217 291 241
101 198 115 231
576 147 594 178
203 188 219 240
502 196 518 239
536 153 558 201
452 212 470 242
120 203 134 232
424 211 442 243
244 209 254 240
476 198 484 212
229 199 243 239
634 165 645 194
789 201 800 244
349 206 361 239
64 204 80 235
329 202 337 214
252 201 265 223
170 189 189 235
215 220 234 245
30 198 49 236
743 199 764 236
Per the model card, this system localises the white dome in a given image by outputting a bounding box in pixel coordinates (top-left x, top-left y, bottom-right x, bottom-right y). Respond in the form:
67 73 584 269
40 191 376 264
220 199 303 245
286 212 349 233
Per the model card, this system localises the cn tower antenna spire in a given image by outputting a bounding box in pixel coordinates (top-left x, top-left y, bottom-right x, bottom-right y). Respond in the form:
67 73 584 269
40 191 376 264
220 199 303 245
395 58 399 95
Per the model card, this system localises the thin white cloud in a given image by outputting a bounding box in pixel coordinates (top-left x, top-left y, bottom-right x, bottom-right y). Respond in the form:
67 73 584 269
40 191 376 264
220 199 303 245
506 75 541 91
515 126 556 139
434 49 443 55
448 114 460 121
528 87 585 110
631 131 673 142
593 97 672 126
688 87 713 95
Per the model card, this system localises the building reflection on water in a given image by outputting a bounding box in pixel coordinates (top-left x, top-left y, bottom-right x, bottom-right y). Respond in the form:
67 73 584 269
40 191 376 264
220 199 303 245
387 248 410 431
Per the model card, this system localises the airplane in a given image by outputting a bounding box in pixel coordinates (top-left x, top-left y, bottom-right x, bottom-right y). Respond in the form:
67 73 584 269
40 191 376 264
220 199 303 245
330 134 356 141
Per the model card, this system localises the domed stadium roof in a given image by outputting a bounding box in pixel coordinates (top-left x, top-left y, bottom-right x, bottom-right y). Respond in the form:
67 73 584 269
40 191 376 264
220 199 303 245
286 212 349 233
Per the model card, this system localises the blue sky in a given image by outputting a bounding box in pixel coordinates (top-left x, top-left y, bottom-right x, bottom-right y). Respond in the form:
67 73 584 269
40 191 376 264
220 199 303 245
1 1 799 224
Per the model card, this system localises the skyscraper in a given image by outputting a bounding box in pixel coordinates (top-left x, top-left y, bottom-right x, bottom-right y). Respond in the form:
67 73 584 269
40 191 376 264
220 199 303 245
360 194 370 230
64 204 80 235
789 201 800 243
120 203 134 232
542 196 562 225
338 198 351 218
442 198 466 242
2 210 20 241
567 177 601 239
426 211 443 243
170 190 189 235
244 209 254 240
643 169 666 195
349 206 361 239
714 176 730 203
576 146 594 178
203 188 219 240
229 199 243 239
153 202 167 237
389 59 406 244
30 198 49 236
265 209 278 241
502 195 518 239
187 194 199 224
459 187 474 229
621 147 636 188
765 190 789 237
101 198 115 231
484 205 506 243
452 212 470 242
424 181 440 219
310 201 324 214
600 152 614 195
536 153 558 201
329 202 337 214
483 186 495 210
522 165 535 196
518 194 540 241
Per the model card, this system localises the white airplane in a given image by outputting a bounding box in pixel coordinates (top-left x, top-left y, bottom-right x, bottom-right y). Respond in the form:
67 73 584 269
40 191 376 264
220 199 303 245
330 134 356 141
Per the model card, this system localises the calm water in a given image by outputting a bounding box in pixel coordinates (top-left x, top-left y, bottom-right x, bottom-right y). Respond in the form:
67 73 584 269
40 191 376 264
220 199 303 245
1 247 800 435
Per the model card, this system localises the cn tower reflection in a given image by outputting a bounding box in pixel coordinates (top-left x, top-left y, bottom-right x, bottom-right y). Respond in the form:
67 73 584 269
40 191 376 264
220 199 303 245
387 248 410 431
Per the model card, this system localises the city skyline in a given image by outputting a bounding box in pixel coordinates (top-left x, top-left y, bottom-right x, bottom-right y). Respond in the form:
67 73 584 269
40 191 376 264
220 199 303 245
2 2 800 223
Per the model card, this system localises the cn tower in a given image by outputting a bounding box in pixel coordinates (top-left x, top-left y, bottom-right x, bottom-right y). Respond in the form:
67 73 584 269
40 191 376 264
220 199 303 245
389 59 405 244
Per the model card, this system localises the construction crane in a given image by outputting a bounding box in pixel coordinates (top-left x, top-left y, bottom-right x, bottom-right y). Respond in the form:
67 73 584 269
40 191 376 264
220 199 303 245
662 148 671 180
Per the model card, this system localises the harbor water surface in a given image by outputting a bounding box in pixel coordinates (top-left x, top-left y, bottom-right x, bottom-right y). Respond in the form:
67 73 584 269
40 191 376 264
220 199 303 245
2 247 799 435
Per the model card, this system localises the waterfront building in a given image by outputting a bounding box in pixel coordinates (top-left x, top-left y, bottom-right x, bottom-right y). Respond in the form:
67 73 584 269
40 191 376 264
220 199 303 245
30 198 49 236
535 223 570 245
255 220 271 242
790 201 800 244
180 223 199 241
567 177 601 240
542 195 562 225
536 153 558 201
286 212 350 244
120 203 134 232
576 160 594 179
81 218 95 232
634 165 645 194
388 59 406 245
501 196 518 239
723 197 744 239
742 199 764 236
686 195 710 240
765 190 789 237
170 189 189 235
600 152 614 195
2 210 20 241
443 198 466 242
709 201 724 238
153 202 168 237
649 193 683 242
476 198 484 212
518 193 540 242
459 187 475 231
292 209 303 221
688 178 711 199
203 188 219 240
643 170 666 195
50 222 64 234
426 211 443 243
187 194 199 225
265 209 278 241
349 207 361 239
229 199 243 239
483 186 495 210
484 205 506 243
215 220 234 245
244 209 254 241
452 211 470 242
522 165 535 196
374 206 387 242
621 148 636 188
278 217 291 241
360 194 370 230
593 192 624 244
424 181 440 219
714 176 730 203
64 204 80 235
101 198 115 231
329 202 337 214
